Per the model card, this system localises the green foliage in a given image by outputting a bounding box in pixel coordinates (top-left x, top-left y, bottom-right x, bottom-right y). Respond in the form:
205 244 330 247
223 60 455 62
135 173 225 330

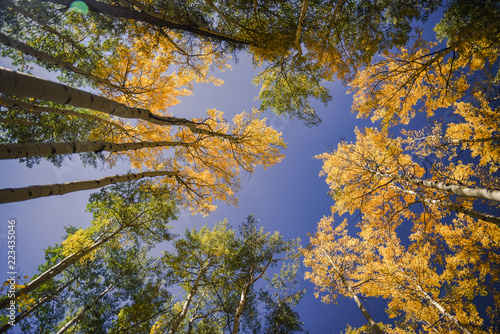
0 99 108 167
86 180 178 246
255 58 331 127
434 0 500 43
259 260 306 334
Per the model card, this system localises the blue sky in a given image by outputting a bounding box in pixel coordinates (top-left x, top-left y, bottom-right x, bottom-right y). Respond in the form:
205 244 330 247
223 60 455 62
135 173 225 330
0 10 446 332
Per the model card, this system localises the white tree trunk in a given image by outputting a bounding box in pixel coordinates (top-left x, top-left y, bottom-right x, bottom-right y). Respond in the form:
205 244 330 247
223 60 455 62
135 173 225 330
0 226 126 309
416 285 473 334
393 186 500 226
0 139 192 160
0 32 116 89
376 170 500 202
0 97 124 129
168 270 204 334
46 0 251 45
55 282 115 334
0 67 233 139
322 248 383 334
0 170 177 204
232 282 250 334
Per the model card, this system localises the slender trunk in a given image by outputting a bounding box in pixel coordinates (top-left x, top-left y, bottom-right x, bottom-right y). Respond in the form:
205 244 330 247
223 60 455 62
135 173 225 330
416 285 473 334
55 282 115 334
0 32 119 90
294 0 309 55
168 269 204 334
375 170 500 202
0 170 177 204
44 0 251 46
185 301 201 334
439 201 500 226
0 226 126 309
0 139 194 160
347 286 383 334
0 277 76 333
0 116 43 128
321 248 383 334
0 97 126 130
232 282 250 334
0 67 234 140
394 186 500 226
232 258 274 334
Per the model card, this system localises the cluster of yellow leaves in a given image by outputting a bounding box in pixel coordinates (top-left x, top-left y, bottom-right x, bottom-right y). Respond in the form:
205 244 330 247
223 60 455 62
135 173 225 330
303 217 375 305
93 30 192 112
64 10 229 114
349 37 469 128
106 108 285 215
309 11 500 334
194 221 236 260
60 228 97 263
311 126 500 330
305 213 500 333
316 127 425 230
447 92 500 172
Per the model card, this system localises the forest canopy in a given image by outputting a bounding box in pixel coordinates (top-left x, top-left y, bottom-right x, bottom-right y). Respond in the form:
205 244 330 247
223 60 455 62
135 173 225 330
0 0 499 333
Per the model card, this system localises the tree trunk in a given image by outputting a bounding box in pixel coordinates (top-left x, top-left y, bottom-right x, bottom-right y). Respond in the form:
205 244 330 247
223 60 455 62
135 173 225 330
232 258 274 334
0 170 177 204
322 248 383 334
0 226 126 309
44 0 251 46
0 117 43 128
232 282 250 334
0 277 76 333
55 282 115 334
439 201 500 226
394 186 500 226
0 67 233 140
376 170 500 202
0 97 125 130
0 139 193 160
416 285 473 334
168 269 204 334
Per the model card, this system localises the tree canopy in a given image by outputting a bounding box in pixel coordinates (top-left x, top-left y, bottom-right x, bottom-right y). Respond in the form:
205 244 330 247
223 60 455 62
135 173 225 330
1 0 500 332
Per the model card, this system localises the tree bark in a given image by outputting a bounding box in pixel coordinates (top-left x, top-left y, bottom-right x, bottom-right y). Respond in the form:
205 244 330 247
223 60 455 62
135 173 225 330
416 285 473 334
232 258 273 334
393 186 500 226
0 97 125 130
232 282 250 334
44 0 251 45
321 248 383 334
0 170 177 204
375 170 500 202
0 67 234 140
0 117 43 128
55 282 115 334
168 269 204 334
0 139 193 160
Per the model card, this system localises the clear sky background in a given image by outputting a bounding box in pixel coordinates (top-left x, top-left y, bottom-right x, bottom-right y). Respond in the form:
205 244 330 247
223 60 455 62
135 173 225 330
0 10 445 333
